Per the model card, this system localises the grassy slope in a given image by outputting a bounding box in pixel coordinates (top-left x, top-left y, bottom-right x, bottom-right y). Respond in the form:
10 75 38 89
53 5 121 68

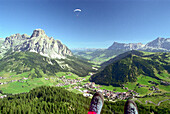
0 73 56 94
91 51 170 86
0 51 94 77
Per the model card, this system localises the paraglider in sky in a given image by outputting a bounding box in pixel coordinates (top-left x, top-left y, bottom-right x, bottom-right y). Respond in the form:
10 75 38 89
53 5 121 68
74 9 81 16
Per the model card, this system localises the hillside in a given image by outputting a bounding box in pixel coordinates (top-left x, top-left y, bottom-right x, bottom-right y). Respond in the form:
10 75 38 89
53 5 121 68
100 50 144 68
90 51 170 86
0 51 94 77
0 86 169 114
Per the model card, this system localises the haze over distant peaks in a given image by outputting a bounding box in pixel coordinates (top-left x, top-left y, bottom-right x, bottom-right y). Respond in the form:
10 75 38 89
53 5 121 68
144 37 170 50
2 29 72 59
108 42 144 50
108 37 170 51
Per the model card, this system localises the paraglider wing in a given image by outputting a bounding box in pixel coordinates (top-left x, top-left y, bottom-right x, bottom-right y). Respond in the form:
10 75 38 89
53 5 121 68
74 9 81 12
74 9 81 16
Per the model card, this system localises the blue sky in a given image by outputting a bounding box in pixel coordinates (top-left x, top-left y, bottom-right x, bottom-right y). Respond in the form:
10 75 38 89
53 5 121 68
0 0 170 48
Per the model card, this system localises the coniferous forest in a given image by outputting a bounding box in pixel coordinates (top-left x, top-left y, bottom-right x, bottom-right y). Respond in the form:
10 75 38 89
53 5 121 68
0 86 169 114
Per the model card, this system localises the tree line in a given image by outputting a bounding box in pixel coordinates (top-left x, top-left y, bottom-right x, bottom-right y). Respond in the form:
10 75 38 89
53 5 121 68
0 86 169 114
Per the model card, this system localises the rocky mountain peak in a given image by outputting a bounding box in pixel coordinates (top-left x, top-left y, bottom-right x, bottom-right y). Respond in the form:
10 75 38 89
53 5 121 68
1 29 72 59
145 37 170 50
3 33 30 48
30 29 46 38
157 37 164 40
22 34 30 39
155 37 166 43
13 29 72 59
108 37 170 51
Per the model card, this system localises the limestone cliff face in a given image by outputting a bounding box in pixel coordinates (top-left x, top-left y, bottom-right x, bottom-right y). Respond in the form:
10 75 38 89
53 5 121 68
14 29 72 59
3 33 30 48
108 42 144 50
144 37 170 50
108 37 170 51
2 29 72 59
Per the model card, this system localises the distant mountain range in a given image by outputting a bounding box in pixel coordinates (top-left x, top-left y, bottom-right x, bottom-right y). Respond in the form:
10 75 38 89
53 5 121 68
108 37 170 51
108 42 144 50
1 29 72 59
71 48 104 51
143 37 170 51
73 37 170 63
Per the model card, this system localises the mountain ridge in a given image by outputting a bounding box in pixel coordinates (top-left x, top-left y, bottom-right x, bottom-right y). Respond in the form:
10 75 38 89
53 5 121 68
108 37 170 51
100 50 144 68
1 29 72 59
144 37 170 50
108 42 144 50
90 51 170 86
73 37 170 64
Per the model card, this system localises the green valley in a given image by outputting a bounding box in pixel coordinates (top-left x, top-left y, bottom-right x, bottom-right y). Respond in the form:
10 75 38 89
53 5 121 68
72 49 127 64
0 49 169 113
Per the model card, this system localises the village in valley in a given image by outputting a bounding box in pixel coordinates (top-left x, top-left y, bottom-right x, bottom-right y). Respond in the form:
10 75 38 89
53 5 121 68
54 75 140 101
0 74 135 100
0 71 166 101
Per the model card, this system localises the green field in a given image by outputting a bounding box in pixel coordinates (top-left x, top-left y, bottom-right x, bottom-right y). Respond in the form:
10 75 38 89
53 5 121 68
137 75 159 86
0 82 30 94
56 72 80 79
123 74 170 96
137 93 170 106
156 72 170 82
0 71 62 94
0 71 90 94
0 76 59 94
99 85 127 92
124 82 137 90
